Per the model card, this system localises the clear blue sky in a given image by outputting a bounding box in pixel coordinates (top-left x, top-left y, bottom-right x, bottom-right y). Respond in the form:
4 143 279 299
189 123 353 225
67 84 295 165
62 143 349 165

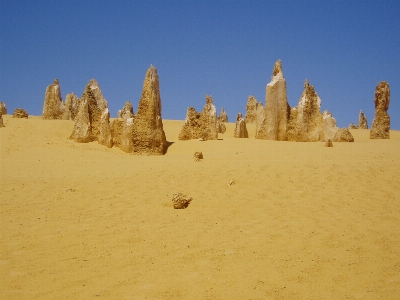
1 0 399 129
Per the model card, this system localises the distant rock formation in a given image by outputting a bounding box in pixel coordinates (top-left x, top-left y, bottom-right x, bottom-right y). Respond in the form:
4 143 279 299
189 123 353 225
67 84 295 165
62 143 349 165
13 108 28 118
42 78 64 120
287 80 322 142
62 92 80 120
358 110 368 129
98 108 113 148
179 95 218 141
0 102 7 114
349 123 358 129
333 128 354 142
218 107 228 123
217 120 226 134
255 103 265 137
70 79 108 142
118 101 135 120
256 60 290 140
233 113 248 138
131 65 167 155
370 82 390 139
324 139 333 147
0 112 4 127
193 152 203 161
245 96 259 123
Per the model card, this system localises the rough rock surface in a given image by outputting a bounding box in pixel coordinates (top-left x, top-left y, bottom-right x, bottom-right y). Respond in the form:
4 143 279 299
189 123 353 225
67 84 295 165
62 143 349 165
233 113 249 138
193 152 203 161
255 103 265 137
0 102 7 115
245 96 259 123
62 92 79 120
218 107 228 123
172 193 192 209
217 120 226 134
69 99 92 142
118 101 135 120
132 66 167 155
0 112 4 127
42 79 64 120
288 80 322 142
179 95 218 141
321 110 340 141
333 128 354 142
114 118 135 153
324 139 333 147
98 108 113 148
349 123 358 129
256 60 290 140
358 110 368 129
70 79 108 142
370 81 390 139
13 108 28 118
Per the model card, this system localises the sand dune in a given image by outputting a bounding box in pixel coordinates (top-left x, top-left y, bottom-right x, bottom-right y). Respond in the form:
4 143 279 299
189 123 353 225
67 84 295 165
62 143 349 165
1 115 399 299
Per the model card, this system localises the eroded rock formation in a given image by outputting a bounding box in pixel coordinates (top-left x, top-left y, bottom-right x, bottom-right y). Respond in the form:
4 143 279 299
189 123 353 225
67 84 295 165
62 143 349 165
131 66 167 155
324 139 333 147
179 95 218 141
245 96 259 123
62 92 80 120
256 60 290 140
233 113 248 138
0 102 7 115
118 101 135 120
172 193 192 209
70 79 108 142
217 120 226 134
288 80 323 142
333 128 354 142
370 82 390 139
218 107 228 123
0 112 4 127
13 108 28 118
98 108 113 148
112 117 134 153
349 123 358 129
42 78 64 120
358 110 368 129
255 103 265 137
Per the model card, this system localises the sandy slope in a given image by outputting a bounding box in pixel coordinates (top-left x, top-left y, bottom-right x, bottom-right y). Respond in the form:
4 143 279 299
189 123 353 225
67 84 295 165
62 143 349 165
1 114 399 299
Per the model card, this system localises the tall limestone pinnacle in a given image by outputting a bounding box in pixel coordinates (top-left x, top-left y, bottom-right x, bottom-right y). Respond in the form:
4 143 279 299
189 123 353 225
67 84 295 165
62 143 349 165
256 59 290 140
370 81 390 139
42 78 64 119
132 65 167 155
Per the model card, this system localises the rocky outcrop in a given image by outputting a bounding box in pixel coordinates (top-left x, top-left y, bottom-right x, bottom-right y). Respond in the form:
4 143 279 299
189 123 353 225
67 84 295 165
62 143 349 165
245 96 259 123
172 193 192 209
98 108 113 148
131 66 167 155
256 60 290 140
42 79 64 120
13 108 28 118
179 95 218 141
118 101 135 120
112 117 134 153
324 139 333 147
287 80 322 142
255 103 265 137
321 110 339 141
218 107 228 123
0 102 7 114
370 82 390 139
349 123 358 129
193 152 203 161
0 112 4 127
217 120 226 134
69 79 108 142
358 110 368 129
333 128 354 142
233 113 248 138
62 92 80 120
69 99 92 142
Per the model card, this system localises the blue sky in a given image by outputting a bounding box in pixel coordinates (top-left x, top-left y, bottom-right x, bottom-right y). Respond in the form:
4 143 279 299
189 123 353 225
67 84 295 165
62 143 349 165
1 0 399 129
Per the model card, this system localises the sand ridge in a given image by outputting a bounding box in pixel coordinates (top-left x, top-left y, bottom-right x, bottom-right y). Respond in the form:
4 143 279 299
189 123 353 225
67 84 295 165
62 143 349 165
1 114 400 299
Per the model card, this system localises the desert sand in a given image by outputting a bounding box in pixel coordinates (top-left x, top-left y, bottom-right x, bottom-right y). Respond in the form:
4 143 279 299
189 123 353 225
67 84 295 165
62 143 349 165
1 114 399 299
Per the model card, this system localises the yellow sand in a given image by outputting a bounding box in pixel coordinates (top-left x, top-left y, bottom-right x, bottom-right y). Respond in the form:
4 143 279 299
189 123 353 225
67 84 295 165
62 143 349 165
1 114 399 299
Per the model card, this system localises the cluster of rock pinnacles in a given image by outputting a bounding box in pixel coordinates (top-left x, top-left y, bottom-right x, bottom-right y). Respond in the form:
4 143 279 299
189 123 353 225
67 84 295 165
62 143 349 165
38 61 391 148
